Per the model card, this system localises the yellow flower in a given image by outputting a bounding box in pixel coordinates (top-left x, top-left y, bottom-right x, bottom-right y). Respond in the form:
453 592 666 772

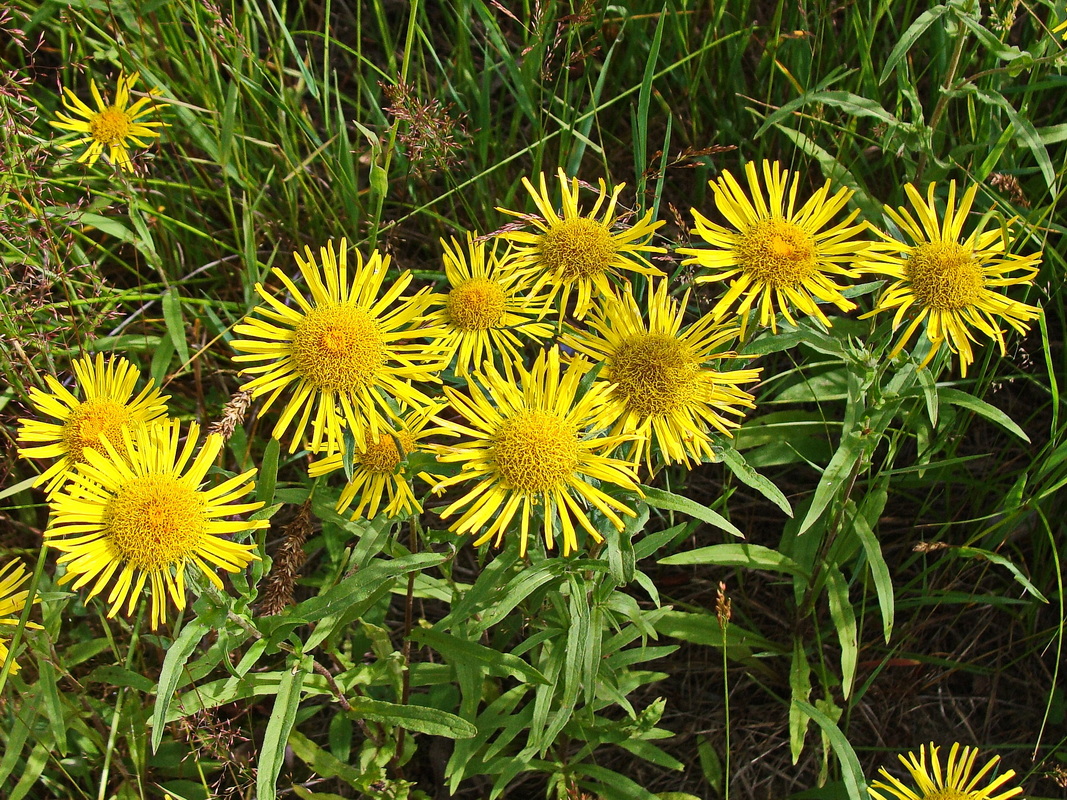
869 742 1022 800
17 353 170 497
858 181 1041 376
423 233 554 378
498 169 665 320
308 404 450 521
0 561 42 674
678 160 868 336
231 239 447 455
45 420 266 629
51 71 167 171
433 347 642 557
562 280 761 468
1054 19 1067 40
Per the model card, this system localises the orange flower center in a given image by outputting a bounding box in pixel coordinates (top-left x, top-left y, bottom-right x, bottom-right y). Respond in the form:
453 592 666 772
737 219 818 288
290 304 386 391
63 400 133 462
539 218 616 280
610 333 699 418
447 278 507 331
905 241 984 310
89 108 132 145
493 411 580 492
359 430 416 473
103 474 206 571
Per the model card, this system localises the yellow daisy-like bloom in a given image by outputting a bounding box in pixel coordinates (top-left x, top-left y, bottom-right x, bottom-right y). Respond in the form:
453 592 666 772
858 181 1042 376
231 239 447 455
562 280 761 469
0 561 42 675
678 160 868 336
51 71 167 171
433 347 642 558
498 168 665 321
17 353 170 497
308 404 450 521
869 742 1022 800
424 233 554 378
45 420 266 629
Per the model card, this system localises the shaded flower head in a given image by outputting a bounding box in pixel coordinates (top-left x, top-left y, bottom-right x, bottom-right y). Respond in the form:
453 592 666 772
0 561 42 674
424 233 553 378
433 347 642 557
308 403 451 521
563 280 761 468
17 353 170 496
869 742 1022 800
45 420 266 629
858 181 1041 376
498 169 665 320
679 160 868 336
51 71 167 171
231 239 447 454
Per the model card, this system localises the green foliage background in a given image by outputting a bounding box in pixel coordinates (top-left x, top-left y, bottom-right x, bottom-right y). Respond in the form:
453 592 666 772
1 0 1065 798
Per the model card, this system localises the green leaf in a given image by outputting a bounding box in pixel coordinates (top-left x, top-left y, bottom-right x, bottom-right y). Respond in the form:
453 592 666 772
720 448 793 517
8 743 48 800
824 565 858 699
792 701 867 800
152 617 210 752
850 501 894 642
257 656 309 800
956 547 1048 602
287 730 366 789
878 5 951 84
345 696 476 739
162 288 191 367
659 543 806 577
789 638 812 763
409 628 548 685
937 387 1029 442
256 438 280 505
640 485 742 537
798 432 865 535
757 91 897 140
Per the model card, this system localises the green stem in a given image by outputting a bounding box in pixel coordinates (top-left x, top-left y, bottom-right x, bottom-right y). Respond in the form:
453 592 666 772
97 606 144 800
0 544 48 696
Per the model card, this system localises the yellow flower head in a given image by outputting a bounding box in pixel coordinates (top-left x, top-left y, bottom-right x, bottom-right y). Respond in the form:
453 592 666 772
308 403 451 521
858 181 1041 376
51 71 167 171
17 353 170 497
45 419 266 629
433 347 642 558
1054 19 1067 40
231 239 448 455
423 233 554 378
562 280 761 469
0 561 42 674
679 160 868 336
869 742 1022 800
497 169 665 321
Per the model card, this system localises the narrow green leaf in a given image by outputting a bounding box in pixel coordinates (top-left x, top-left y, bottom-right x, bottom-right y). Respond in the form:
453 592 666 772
937 387 1029 442
152 618 210 752
757 91 897 139
36 660 68 754
956 547 1048 602
879 5 951 84
8 743 48 800
256 438 280 505
257 657 308 800
798 432 865 535
720 448 792 516
409 628 548 685
971 87 1056 193
792 700 867 800
345 696 476 739
850 503 894 642
287 730 366 789
659 543 806 577
789 638 812 763
824 565 858 699
161 288 191 367
640 485 742 537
